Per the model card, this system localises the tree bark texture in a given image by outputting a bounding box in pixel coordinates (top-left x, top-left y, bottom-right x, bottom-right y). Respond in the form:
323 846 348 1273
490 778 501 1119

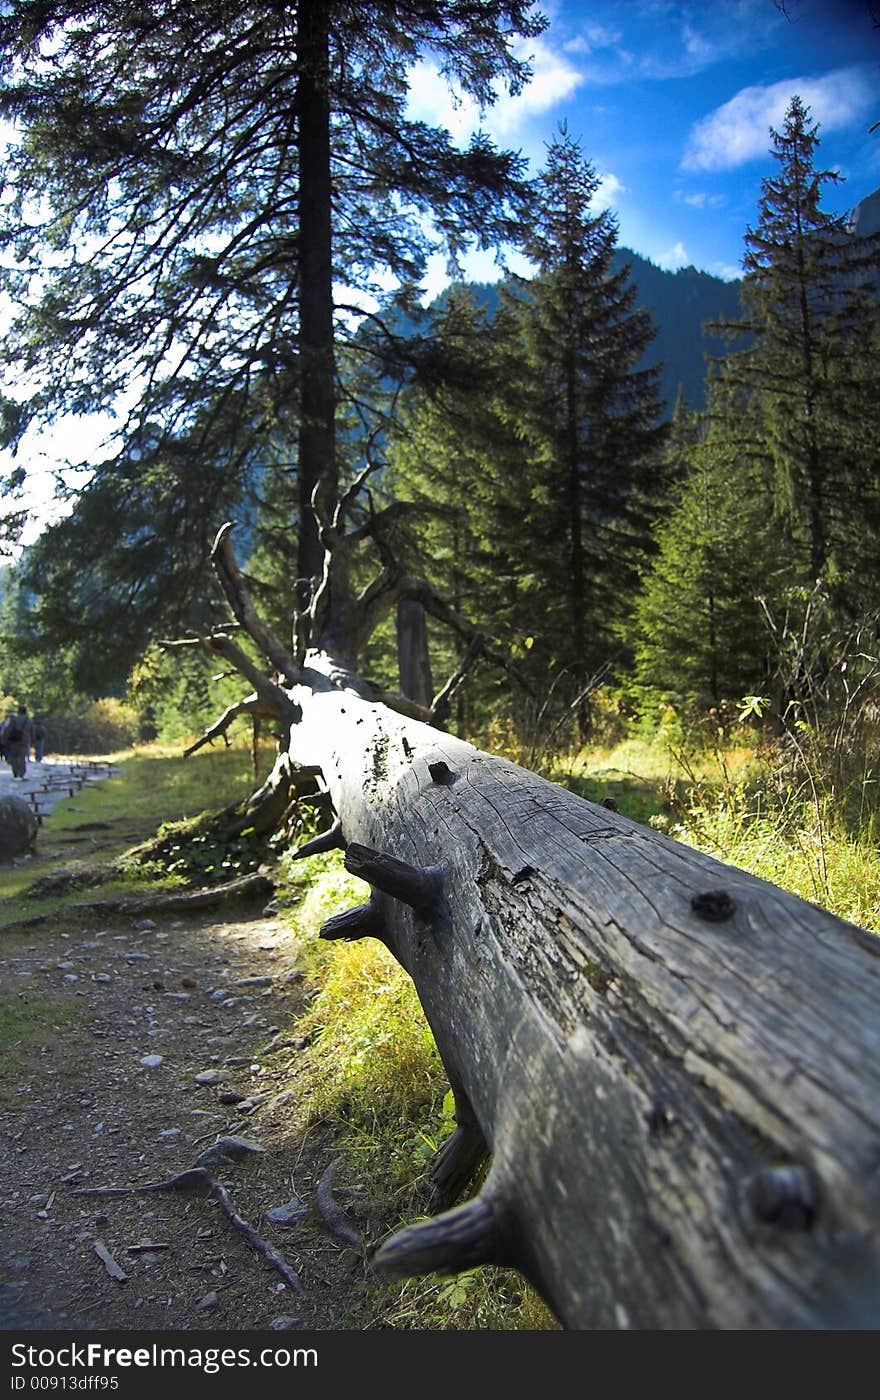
287 651 880 1330
295 1 336 596
396 599 435 708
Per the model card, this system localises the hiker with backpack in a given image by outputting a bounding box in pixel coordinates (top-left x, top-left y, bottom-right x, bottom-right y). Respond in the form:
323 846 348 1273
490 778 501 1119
3 704 34 778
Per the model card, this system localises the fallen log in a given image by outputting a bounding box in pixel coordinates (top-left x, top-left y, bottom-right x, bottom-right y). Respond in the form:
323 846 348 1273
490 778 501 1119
285 650 880 1330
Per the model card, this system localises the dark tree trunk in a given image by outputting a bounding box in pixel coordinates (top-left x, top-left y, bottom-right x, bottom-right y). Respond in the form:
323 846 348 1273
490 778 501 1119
396 600 434 708
284 651 880 1330
295 1 336 603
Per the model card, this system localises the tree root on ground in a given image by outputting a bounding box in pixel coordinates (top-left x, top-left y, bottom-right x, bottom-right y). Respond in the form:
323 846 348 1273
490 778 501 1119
73 1166 304 1295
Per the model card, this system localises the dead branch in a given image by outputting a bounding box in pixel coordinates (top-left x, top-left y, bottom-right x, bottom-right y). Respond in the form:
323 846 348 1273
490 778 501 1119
207 634 299 716
356 571 530 697
183 694 275 758
58 872 275 919
430 635 484 724
160 628 297 723
345 499 457 547
211 523 301 684
371 690 435 723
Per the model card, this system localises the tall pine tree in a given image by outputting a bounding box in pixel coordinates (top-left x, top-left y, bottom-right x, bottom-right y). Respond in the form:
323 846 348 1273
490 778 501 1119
0 0 544 689
719 95 880 604
497 126 667 707
632 382 782 715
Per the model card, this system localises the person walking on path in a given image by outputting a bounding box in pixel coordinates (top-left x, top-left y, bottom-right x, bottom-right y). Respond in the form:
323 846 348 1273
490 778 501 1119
5 704 34 778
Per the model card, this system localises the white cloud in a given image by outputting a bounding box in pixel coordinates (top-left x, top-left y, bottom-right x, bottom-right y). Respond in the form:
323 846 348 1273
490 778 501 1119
591 171 626 213
683 66 876 172
657 241 689 270
405 61 481 143
564 23 622 55
406 36 583 144
680 20 715 67
677 190 726 209
479 36 584 138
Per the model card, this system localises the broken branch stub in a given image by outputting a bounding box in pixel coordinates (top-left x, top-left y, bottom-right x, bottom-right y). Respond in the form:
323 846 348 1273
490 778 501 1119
319 895 385 943
343 842 442 917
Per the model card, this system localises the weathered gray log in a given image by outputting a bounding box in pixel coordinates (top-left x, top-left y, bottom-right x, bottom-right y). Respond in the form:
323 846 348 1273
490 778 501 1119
287 649 880 1330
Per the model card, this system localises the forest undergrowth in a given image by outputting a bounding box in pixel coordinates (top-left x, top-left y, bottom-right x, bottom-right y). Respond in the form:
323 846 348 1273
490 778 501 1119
552 710 880 937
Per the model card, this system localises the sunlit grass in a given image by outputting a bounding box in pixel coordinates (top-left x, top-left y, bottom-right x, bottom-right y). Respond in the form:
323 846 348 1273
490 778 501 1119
274 850 559 1329
0 739 276 920
566 729 880 936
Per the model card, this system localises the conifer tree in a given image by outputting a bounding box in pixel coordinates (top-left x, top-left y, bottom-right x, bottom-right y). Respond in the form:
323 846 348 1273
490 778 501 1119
632 383 781 714
496 126 667 706
383 285 527 728
719 96 880 602
0 0 544 687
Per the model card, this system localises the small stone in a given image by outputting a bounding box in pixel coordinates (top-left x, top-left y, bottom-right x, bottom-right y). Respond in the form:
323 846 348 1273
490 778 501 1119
194 1070 224 1086
133 919 157 931
218 1090 247 1105
93 974 111 983
284 968 305 983
140 1054 164 1069
268 1316 301 1330
57 961 75 970
195 1135 263 1168
197 1291 219 1312
125 952 150 962
236 976 271 988
63 974 78 983
181 976 197 989
265 1197 310 1228
158 1129 181 1139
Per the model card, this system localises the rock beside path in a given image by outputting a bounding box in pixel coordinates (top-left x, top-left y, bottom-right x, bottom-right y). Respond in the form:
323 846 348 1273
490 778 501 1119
0 794 38 862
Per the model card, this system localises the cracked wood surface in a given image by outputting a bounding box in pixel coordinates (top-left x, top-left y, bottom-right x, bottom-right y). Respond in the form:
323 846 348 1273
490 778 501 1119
287 653 880 1329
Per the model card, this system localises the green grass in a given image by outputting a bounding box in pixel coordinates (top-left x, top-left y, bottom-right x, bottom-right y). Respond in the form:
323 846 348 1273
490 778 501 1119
46 743 272 855
272 849 560 1329
0 995 83 1108
564 730 880 935
0 740 276 919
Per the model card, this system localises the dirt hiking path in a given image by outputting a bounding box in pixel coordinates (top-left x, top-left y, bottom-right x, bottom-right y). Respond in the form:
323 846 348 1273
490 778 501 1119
0 782 382 1332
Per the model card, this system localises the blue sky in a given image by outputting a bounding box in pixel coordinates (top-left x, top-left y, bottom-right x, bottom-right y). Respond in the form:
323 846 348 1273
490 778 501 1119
410 0 880 285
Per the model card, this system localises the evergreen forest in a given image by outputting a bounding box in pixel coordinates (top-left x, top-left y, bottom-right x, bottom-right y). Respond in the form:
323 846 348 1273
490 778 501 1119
1 24 878 875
